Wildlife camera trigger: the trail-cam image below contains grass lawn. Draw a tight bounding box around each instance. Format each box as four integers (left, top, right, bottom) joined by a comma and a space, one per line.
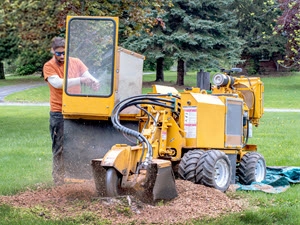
0, 73, 44, 87
1, 72, 300, 224
3, 71, 300, 108
251, 113, 300, 166
0, 106, 52, 195
261, 73, 300, 108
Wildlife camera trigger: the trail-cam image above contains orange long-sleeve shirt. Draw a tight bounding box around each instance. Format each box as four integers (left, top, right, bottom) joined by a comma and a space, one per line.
43, 56, 87, 112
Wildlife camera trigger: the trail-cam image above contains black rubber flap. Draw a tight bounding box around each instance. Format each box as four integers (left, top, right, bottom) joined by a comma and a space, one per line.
63, 119, 138, 179
153, 166, 178, 201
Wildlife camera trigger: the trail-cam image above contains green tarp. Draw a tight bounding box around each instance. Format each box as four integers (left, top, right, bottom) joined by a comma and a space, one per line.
236, 167, 300, 193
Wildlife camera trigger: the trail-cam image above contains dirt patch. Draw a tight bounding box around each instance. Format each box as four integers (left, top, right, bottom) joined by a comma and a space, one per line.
0, 180, 245, 224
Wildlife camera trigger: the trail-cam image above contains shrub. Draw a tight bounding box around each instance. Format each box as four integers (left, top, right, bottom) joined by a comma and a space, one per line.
14, 48, 51, 76
15, 64, 36, 76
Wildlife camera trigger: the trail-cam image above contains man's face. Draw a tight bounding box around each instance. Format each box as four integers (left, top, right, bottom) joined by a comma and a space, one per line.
54, 47, 65, 64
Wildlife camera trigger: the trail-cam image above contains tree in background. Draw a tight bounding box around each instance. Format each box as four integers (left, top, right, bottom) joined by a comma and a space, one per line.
1, 0, 66, 77
234, 0, 286, 74
274, 0, 300, 68
0, 0, 171, 77
123, 17, 170, 82
0, 0, 293, 79
125, 0, 245, 85
164, 0, 245, 85
0, 27, 19, 79
0, 7, 20, 79
0, 35, 20, 79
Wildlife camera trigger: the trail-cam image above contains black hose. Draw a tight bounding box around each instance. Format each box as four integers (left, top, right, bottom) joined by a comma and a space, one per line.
111, 94, 181, 163
242, 119, 250, 148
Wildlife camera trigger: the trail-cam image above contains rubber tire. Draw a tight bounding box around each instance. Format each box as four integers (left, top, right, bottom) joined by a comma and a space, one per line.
178, 149, 204, 183
105, 168, 123, 197
237, 152, 266, 185
195, 150, 232, 192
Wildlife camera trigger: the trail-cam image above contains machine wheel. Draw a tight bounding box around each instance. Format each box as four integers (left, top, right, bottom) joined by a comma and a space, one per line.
195, 150, 232, 192
237, 152, 266, 185
105, 168, 124, 197
178, 149, 204, 183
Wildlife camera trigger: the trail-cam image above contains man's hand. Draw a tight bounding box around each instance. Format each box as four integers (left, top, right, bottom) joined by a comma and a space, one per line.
80, 77, 100, 91
91, 81, 100, 91
80, 77, 93, 85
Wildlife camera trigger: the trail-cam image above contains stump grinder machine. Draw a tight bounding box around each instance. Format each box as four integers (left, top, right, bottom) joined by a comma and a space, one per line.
62, 16, 266, 202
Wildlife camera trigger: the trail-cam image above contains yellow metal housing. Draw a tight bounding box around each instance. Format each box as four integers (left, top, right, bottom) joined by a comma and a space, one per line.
212, 76, 264, 126
62, 16, 144, 120
180, 92, 225, 148
60, 16, 266, 199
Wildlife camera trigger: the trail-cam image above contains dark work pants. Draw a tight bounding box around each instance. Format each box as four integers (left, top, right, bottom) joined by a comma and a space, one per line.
49, 111, 65, 185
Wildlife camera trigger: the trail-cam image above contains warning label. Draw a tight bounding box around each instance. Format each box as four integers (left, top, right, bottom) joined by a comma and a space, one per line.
183, 106, 197, 138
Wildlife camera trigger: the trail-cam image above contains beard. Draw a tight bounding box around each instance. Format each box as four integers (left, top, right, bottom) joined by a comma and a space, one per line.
56, 57, 64, 64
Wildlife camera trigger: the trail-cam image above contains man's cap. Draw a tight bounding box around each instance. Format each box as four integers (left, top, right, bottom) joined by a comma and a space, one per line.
51, 37, 65, 50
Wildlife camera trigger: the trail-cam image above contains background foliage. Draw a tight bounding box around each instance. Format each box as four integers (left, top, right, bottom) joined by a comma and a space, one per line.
0, 0, 299, 81
275, 0, 300, 67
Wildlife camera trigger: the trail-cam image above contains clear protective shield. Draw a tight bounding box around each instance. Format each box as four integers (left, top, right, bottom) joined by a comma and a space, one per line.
65, 18, 116, 97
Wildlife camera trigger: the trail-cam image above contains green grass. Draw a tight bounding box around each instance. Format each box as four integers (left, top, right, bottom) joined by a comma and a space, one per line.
0, 74, 44, 87
5, 85, 49, 103
144, 71, 300, 108
261, 73, 300, 108
196, 184, 300, 225
0, 204, 89, 225
0, 74, 49, 103
4, 71, 300, 109
0, 106, 52, 195
1, 72, 300, 224
1, 108, 300, 224
143, 70, 198, 87
249, 112, 300, 166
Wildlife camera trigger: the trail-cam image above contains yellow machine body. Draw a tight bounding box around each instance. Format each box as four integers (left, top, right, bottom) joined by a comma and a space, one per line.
180, 92, 246, 149
180, 92, 226, 148
62, 16, 266, 202
61, 16, 145, 181
211, 75, 264, 126
62, 16, 144, 120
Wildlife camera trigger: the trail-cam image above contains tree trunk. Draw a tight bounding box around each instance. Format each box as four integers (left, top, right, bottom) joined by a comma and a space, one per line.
155, 57, 164, 81
176, 59, 184, 85
0, 61, 5, 80
80, 0, 85, 14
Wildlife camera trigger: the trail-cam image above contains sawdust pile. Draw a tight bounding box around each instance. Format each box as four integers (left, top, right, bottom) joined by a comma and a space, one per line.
0, 180, 245, 224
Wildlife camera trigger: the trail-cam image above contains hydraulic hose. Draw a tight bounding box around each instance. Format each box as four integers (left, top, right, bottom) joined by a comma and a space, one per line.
111, 94, 180, 164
